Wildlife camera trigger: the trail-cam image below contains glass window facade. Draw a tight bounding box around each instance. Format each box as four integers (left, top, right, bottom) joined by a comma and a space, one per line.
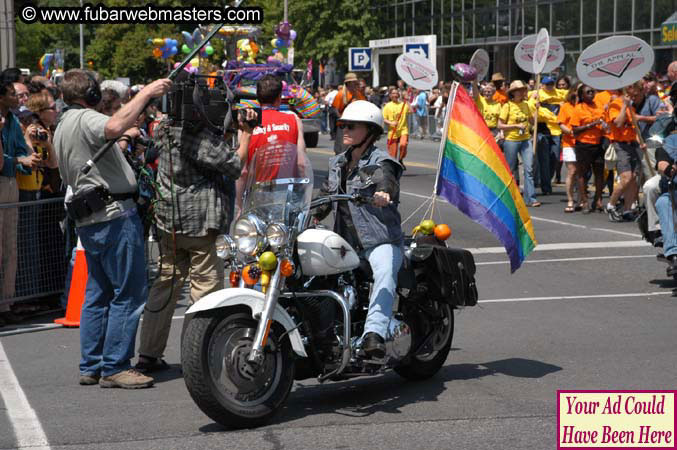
373, 0, 676, 48
370, 0, 677, 82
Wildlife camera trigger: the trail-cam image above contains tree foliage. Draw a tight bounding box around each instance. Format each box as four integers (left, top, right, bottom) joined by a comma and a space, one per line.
250, 0, 383, 70
15, 0, 382, 81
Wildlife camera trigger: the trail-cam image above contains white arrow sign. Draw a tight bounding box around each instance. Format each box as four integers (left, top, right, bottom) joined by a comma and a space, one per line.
349, 48, 372, 71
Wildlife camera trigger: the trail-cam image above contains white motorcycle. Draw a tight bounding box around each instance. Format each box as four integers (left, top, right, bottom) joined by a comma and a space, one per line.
181, 143, 478, 428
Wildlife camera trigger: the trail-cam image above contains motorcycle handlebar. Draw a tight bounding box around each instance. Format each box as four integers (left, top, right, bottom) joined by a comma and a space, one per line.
309, 194, 396, 210
309, 194, 372, 209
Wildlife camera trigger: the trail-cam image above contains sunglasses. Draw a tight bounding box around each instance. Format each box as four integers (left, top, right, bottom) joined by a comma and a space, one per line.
41, 105, 56, 111
338, 123, 358, 130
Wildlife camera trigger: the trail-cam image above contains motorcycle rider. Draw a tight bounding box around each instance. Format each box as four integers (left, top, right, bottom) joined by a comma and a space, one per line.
313, 100, 404, 359
652, 134, 677, 276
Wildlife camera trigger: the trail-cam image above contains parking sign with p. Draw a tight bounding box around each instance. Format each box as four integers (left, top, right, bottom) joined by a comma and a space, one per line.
349, 48, 372, 71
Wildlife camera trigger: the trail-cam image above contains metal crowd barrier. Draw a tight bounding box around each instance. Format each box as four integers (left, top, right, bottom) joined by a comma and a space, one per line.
405, 112, 443, 141
0, 197, 68, 307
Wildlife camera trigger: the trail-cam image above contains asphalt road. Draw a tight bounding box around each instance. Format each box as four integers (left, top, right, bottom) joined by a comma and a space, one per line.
1, 134, 674, 450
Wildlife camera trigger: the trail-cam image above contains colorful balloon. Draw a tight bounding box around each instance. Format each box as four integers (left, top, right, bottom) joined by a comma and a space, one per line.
153, 47, 162, 58
289, 30, 297, 41
275, 21, 291, 40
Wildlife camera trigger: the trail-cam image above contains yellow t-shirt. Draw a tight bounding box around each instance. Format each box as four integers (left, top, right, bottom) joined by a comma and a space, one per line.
499, 101, 534, 141
527, 98, 562, 137
382, 101, 410, 139
537, 87, 568, 105
475, 95, 502, 128
16, 145, 43, 191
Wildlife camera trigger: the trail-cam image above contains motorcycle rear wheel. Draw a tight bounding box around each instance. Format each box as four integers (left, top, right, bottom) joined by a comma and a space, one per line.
394, 303, 454, 381
181, 309, 295, 429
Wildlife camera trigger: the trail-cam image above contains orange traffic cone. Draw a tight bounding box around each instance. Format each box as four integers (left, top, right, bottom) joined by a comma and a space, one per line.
55, 241, 88, 328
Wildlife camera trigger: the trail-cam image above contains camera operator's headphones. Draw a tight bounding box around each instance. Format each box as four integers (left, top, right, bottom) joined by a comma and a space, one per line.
83, 71, 102, 107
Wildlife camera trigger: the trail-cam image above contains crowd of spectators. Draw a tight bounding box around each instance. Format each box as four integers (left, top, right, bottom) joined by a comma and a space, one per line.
0, 67, 160, 327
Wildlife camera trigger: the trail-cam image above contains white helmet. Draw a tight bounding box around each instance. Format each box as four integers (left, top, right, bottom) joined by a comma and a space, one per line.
338, 100, 384, 133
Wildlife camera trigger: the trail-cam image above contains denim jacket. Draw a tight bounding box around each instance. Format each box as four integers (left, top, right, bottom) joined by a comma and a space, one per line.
318, 145, 403, 250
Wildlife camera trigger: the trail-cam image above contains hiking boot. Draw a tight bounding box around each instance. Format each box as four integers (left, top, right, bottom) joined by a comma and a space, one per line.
361, 332, 386, 360
99, 369, 154, 389
79, 374, 100, 385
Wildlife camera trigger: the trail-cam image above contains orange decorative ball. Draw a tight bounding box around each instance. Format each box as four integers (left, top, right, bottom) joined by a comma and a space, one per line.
434, 224, 452, 240
242, 264, 261, 285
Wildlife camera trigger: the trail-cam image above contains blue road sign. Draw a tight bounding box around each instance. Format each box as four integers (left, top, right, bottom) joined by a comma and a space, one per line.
349, 48, 372, 71
404, 43, 429, 59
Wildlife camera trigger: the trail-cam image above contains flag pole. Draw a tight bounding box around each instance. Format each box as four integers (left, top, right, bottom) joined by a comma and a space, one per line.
430, 81, 460, 220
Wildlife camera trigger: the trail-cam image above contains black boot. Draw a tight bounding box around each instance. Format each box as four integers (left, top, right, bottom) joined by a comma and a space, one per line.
667, 256, 677, 278
362, 332, 386, 359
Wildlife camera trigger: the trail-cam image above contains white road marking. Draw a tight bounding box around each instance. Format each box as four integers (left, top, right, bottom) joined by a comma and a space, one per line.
590, 227, 642, 238
530, 216, 586, 229
398, 191, 643, 238
401, 190, 435, 200
476, 254, 655, 266
0, 341, 51, 450
479, 291, 672, 304
468, 241, 651, 254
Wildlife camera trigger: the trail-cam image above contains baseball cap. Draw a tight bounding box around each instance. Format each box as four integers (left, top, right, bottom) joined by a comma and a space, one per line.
542, 76, 555, 85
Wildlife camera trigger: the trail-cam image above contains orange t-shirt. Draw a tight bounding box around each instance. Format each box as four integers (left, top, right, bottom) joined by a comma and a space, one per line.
607, 98, 637, 143
594, 90, 618, 139
493, 89, 509, 105
557, 102, 577, 148
332, 87, 366, 114
570, 102, 605, 145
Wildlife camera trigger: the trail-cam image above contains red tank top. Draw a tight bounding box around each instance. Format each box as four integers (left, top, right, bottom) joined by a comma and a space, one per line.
248, 109, 299, 181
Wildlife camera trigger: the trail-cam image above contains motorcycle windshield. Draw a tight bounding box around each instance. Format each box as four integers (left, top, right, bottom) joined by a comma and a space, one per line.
241, 141, 313, 228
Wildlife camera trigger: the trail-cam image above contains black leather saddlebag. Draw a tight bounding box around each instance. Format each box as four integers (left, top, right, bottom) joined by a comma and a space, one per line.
421, 246, 478, 307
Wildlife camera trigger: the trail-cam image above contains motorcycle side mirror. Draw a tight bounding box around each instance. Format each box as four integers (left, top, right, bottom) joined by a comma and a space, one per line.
358, 164, 385, 188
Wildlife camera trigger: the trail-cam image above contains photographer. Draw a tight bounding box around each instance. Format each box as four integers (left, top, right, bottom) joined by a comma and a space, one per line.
53, 69, 172, 389
135, 85, 255, 374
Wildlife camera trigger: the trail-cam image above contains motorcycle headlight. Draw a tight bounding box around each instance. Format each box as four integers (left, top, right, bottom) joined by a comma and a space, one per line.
215, 234, 235, 260
265, 223, 288, 251
233, 215, 265, 256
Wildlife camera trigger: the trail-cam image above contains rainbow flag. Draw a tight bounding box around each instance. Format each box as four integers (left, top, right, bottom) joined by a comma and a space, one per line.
436, 83, 536, 272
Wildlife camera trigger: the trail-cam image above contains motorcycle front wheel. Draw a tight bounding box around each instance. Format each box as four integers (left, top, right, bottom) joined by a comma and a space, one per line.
181, 309, 295, 429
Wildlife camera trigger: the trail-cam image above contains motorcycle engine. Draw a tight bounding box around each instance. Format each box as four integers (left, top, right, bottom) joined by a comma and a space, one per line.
385, 317, 412, 360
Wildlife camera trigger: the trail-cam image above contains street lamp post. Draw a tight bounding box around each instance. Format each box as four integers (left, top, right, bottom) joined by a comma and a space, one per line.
79, 0, 83, 68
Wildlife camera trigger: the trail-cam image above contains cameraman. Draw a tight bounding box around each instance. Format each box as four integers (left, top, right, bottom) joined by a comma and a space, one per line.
53, 69, 172, 389
135, 88, 255, 373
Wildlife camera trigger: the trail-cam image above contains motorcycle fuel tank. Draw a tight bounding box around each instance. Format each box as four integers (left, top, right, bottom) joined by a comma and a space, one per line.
297, 229, 360, 276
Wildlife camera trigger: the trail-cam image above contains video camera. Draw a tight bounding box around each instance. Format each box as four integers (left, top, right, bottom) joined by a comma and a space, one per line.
164, 73, 260, 135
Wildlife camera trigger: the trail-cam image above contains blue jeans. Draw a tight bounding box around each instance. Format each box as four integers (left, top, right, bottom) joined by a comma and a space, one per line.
502, 139, 537, 205
656, 193, 677, 258
536, 134, 561, 194
77, 212, 148, 377
361, 243, 403, 339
